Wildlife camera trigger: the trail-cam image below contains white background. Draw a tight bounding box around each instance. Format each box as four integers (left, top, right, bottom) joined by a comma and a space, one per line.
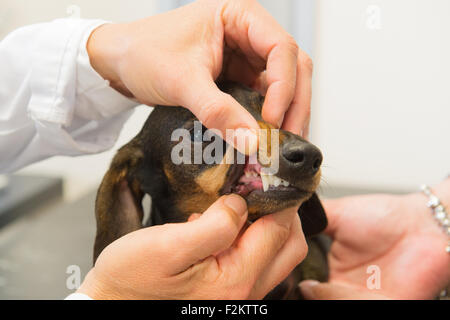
311, 0, 450, 192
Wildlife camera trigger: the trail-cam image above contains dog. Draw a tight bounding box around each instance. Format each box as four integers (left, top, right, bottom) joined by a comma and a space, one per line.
94, 81, 329, 299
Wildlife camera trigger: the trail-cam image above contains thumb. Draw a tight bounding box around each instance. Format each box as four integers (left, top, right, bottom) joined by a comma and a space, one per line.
180, 75, 259, 155
299, 280, 390, 300
322, 198, 347, 237
163, 194, 248, 274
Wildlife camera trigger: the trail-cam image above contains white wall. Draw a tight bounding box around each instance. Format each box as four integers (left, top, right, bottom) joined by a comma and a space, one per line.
310, 0, 450, 191
1, 0, 161, 38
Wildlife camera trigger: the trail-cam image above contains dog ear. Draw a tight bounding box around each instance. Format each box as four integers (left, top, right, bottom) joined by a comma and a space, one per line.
93, 143, 144, 263
297, 193, 328, 237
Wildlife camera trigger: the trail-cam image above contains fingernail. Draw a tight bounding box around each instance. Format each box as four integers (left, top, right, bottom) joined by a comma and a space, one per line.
298, 280, 319, 299
224, 194, 247, 217
232, 128, 258, 155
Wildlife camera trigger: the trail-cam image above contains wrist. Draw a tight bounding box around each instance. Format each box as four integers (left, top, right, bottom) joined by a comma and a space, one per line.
87, 23, 133, 98
427, 178, 450, 252
77, 269, 119, 300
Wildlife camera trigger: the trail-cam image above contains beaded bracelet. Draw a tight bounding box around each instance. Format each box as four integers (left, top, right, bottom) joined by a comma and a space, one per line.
420, 185, 450, 253
420, 185, 450, 299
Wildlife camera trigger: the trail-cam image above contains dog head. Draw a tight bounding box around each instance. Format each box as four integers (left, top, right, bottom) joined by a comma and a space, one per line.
94, 81, 327, 259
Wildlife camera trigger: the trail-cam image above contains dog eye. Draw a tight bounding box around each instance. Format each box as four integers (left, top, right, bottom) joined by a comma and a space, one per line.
189, 125, 206, 143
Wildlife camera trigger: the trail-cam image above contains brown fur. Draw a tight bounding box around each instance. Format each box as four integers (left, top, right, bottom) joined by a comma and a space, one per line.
94, 81, 329, 299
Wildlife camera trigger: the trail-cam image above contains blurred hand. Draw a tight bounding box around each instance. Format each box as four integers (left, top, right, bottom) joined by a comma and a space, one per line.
87, 0, 313, 154
300, 179, 450, 300
78, 194, 307, 299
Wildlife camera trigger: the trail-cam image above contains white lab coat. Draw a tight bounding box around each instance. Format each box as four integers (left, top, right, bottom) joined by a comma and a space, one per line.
0, 18, 138, 173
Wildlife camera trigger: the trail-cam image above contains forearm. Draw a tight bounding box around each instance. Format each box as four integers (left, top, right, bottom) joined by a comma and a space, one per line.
0, 19, 137, 173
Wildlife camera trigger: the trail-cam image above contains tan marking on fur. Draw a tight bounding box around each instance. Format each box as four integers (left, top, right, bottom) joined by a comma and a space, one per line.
257, 121, 287, 149
194, 146, 234, 195
257, 121, 286, 169
248, 205, 259, 215
130, 179, 141, 196
311, 169, 322, 191
176, 191, 216, 218
163, 165, 175, 185
279, 131, 287, 144
257, 121, 273, 156
195, 164, 231, 195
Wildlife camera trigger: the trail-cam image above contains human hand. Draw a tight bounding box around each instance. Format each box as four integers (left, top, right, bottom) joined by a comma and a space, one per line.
78, 194, 307, 299
300, 179, 450, 300
87, 0, 313, 154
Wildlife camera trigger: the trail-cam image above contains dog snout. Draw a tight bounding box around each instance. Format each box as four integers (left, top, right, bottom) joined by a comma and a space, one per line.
282, 141, 322, 175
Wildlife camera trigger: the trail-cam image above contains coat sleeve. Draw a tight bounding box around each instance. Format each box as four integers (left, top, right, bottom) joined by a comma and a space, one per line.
0, 18, 138, 173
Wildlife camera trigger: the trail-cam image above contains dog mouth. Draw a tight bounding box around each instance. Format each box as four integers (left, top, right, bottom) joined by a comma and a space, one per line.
220, 154, 306, 198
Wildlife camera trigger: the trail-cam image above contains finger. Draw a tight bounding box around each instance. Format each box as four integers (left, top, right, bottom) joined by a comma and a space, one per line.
222, 51, 260, 87
180, 73, 259, 155
281, 51, 313, 136
299, 281, 390, 300
252, 71, 268, 95
249, 211, 308, 298
242, 7, 298, 128
161, 194, 248, 274
322, 198, 343, 237
261, 42, 298, 128
322, 197, 353, 238
222, 208, 297, 286
222, 1, 299, 128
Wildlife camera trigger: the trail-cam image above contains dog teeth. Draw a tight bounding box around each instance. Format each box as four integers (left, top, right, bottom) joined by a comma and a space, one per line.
261, 172, 270, 192
273, 176, 281, 187
260, 173, 290, 192
245, 171, 259, 178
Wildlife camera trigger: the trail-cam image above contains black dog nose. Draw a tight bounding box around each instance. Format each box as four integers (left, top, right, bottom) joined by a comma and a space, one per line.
282, 142, 322, 174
